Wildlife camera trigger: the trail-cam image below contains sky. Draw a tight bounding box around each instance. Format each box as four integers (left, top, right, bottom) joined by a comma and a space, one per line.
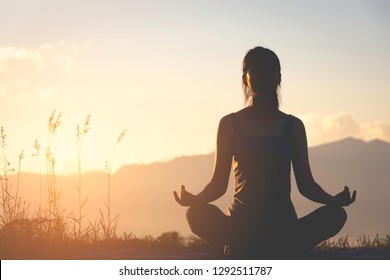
1, 0, 389, 174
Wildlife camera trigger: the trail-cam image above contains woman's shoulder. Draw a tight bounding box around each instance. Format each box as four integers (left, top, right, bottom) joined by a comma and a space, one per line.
284, 113, 306, 141
279, 112, 304, 127
219, 109, 246, 129
220, 112, 236, 123
288, 114, 305, 129
218, 113, 236, 136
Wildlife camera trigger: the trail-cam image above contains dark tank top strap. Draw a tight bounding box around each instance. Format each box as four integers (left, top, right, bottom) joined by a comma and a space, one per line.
283, 114, 293, 138
230, 113, 243, 154
283, 114, 295, 160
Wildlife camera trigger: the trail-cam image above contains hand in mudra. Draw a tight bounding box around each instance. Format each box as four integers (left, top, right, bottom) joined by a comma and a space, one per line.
334, 186, 357, 206
173, 185, 197, 207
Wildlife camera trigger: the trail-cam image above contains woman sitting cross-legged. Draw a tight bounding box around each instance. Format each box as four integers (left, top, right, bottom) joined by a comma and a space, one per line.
173, 46, 356, 259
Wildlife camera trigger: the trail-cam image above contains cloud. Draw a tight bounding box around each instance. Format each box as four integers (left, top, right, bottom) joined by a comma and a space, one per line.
0, 42, 87, 111
0, 46, 44, 69
301, 112, 390, 146
0, 42, 83, 73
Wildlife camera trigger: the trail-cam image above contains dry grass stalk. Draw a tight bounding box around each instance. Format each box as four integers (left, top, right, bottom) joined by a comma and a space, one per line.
32, 140, 43, 212
44, 110, 65, 240
75, 114, 92, 238
0, 127, 25, 226
101, 129, 127, 240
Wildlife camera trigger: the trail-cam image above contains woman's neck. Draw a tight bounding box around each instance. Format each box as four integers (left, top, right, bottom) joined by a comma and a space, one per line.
249, 95, 278, 119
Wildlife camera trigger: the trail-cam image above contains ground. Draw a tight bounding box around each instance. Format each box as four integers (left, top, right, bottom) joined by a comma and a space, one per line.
77, 247, 390, 260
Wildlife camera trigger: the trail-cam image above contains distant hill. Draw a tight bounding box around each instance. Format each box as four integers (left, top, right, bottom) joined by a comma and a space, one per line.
9, 138, 390, 239
294, 137, 390, 239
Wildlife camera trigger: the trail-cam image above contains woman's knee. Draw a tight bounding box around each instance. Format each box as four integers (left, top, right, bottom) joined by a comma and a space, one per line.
186, 204, 215, 231
186, 204, 206, 223
187, 204, 228, 231
326, 204, 347, 232
187, 203, 221, 219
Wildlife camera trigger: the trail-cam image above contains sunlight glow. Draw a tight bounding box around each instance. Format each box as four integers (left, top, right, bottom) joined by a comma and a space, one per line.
0, 1, 389, 175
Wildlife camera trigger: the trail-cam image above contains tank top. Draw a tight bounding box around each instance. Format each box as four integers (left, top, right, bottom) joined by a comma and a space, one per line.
228, 113, 298, 230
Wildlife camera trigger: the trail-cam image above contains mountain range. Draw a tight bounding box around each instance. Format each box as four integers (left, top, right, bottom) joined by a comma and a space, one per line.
9, 137, 390, 240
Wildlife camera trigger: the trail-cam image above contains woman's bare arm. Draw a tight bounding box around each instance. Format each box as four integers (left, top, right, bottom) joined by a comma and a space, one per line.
291, 117, 339, 205
194, 114, 234, 203
174, 115, 234, 206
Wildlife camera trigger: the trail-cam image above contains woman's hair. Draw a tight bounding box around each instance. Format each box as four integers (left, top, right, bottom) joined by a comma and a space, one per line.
242, 46, 281, 109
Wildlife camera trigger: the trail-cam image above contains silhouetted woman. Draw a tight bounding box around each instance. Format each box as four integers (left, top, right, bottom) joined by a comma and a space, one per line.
174, 46, 356, 259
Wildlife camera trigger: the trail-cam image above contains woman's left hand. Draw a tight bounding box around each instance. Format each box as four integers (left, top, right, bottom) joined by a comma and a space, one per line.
173, 185, 197, 207
334, 186, 357, 206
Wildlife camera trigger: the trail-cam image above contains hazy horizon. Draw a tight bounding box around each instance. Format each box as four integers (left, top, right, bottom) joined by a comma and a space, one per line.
6, 137, 390, 240
4, 135, 388, 176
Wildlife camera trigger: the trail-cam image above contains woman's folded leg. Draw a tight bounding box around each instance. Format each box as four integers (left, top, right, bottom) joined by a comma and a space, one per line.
288, 205, 347, 253
186, 204, 229, 252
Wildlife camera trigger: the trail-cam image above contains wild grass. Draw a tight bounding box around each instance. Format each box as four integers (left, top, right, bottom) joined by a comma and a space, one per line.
45, 110, 62, 221
75, 114, 91, 238
100, 128, 128, 240
0, 126, 26, 226
0, 111, 132, 258
318, 234, 390, 250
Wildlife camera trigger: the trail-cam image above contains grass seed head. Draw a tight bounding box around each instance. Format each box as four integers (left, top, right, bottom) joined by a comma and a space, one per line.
77, 115, 92, 142
53, 112, 62, 133
1, 126, 6, 148
32, 140, 40, 156
48, 110, 62, 134
83, 115, 91, 133
116, 129, 128, 144
48, 110, 56, 132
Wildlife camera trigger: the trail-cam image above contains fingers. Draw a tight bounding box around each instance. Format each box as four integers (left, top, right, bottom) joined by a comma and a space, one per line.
174, 185, 190, 207
173, 191, 179, 201
343, 186, 357, 206
345, 185, 356, 205
351, 190, 357, 203
173, 191, 182, 206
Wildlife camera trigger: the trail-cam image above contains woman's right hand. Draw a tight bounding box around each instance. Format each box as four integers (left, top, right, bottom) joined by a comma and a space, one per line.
334, 186, 357, 206
173, 185, 197, 207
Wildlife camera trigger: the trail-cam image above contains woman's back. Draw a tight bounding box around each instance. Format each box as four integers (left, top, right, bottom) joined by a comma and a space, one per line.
228, 109, 297, 236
